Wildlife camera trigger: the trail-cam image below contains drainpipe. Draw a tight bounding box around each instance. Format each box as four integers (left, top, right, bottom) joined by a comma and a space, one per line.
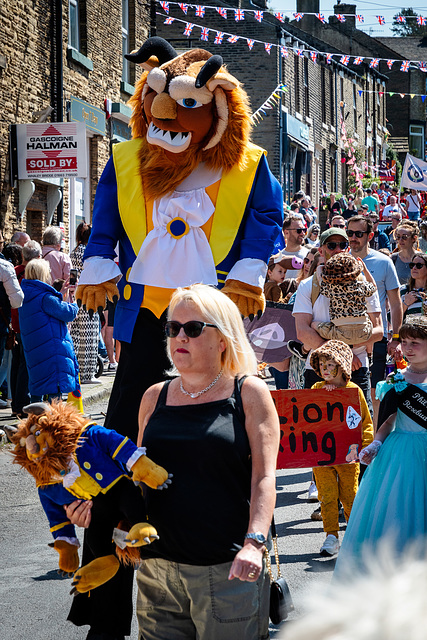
334, 66, 338, 192
52, 0, 64, 222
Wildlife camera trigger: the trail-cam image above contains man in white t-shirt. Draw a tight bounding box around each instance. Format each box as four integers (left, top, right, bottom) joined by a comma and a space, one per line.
291, 227, 383, 415
278, 214, 309, 277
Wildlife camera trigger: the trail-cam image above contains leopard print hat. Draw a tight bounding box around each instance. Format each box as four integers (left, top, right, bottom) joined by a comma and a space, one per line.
321, 252, 362, 285
310, 340, 353, 381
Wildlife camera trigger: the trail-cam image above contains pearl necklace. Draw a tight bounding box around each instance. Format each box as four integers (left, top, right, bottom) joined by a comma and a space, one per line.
408, 365, 427, 375
180, 369, 224, 399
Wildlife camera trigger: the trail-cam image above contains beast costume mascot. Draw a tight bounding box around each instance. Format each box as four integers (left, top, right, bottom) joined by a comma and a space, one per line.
76, 37, 283, 437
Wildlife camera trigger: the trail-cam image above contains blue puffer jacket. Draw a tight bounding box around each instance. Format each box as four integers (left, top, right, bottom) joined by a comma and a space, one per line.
19, 279, 79, 396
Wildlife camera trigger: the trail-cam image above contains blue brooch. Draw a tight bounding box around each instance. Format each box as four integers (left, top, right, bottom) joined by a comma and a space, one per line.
387, 369, 408, 393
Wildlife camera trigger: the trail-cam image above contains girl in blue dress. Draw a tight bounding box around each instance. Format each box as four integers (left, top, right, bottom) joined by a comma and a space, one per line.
335, 315, 427, 576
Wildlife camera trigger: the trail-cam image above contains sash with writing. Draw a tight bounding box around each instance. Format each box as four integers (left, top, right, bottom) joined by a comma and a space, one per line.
378, 383, 427, 430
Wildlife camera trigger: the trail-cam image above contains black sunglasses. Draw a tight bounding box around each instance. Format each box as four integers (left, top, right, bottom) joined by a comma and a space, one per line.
409, 262, 426, 270
347, 230, 368, 238
164, 320, 217, 338
289, 228, 306, 234
326, 241, 349, 251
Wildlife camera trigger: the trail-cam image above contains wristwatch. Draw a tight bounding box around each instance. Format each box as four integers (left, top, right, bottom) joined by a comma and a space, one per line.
245, 532, 267, 545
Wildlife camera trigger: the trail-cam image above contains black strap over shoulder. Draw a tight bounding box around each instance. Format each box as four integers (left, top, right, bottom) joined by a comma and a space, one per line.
378, 383, 427, 430
234, 375, 247, 425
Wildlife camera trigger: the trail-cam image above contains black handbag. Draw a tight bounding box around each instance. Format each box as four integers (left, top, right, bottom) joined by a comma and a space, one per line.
266, 517, 294, 625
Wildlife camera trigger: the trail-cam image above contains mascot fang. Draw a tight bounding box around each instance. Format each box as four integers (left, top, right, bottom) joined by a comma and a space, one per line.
9, 402, 171, 594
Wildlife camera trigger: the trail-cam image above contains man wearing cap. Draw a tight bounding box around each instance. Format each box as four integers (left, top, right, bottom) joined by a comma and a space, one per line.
361, 188, 379, 214
291, 227, 383, 413
347, 215, 402, 429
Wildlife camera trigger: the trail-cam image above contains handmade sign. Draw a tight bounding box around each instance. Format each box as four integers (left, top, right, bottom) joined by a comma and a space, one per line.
244, 301, 297, 362
271, 388, 362, 469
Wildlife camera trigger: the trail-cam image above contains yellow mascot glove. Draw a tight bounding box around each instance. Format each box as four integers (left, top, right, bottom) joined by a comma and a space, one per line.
221, 279, 266, 320
70, 555, 120, 594
124, 522, 159, 547
131, 455, 172, 490
76, 279, 119, 318
51, 540, 80, 576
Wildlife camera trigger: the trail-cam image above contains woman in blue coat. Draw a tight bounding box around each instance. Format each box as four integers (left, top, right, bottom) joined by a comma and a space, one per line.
19, 259, 79, 401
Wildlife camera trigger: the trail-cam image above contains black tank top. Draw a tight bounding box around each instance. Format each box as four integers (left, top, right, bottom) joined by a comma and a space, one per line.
140, 377, 252, 565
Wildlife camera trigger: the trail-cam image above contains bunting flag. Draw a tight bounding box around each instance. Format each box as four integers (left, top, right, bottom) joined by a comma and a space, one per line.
419, 62, 427, 72
296, 49, 304, 57
183, 22, 194, 35
340, 55, 350, 66
396, 15, 406, 23
234, 9, 244, 21
247, 38, 254, 50
358, 90, 363, 96
401, 61, 410, 72
377, 16, 385, 25
265, 43, 273, 54
326, 53, 333, 64
195, 5, 205, 18
281, 46, 289, 58
370, 58, 379, 68
164, 16, 175, 24
214, 31, 224, 44
387, 59, 394, 69
228, 34, 239, 43
254, 10, 263, 22
353, 56, 364, 65
200, 26, 209, 41
178, 3, 188, 14
356, 15, 364, 23
274, 12, 285, 23
159, 1, 169, 13
310, 51, 317, 64
418, 16, 426, 25
216, 7, 226, 18
316, 13, 326, 24
293, 13, 303, 21
336, 14, 346, 22
251, 84, 288, 125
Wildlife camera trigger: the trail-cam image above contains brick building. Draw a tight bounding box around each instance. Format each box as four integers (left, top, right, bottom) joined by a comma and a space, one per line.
156, 0, 388, 205
1, 0, 150, 248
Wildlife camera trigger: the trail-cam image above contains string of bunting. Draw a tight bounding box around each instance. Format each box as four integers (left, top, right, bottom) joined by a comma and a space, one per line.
158, 12, 427, 71
251, 84, 288, 125
359, 89, 427, 100
157, 1, 427, 26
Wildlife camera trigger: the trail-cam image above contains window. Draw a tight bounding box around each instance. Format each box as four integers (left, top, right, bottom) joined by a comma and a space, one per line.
353, 84, 357, 132
69, 0, 79, 50
409, 124, 424, 159
122, 0, 130, 83
321, 67, 326, 124
294, 55, 300, 113
304, 57, 309, 117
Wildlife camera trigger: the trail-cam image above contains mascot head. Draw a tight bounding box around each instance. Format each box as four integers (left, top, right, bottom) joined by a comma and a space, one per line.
126, 37, 253, 198
10, 402, 88, 486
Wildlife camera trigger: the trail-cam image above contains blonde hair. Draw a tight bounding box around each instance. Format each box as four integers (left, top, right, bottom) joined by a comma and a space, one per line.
167, 284, 257, 377
25, 258, 51, 283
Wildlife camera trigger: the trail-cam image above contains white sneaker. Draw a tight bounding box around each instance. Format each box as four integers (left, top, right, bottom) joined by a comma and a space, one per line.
308, 481, 318, 501
108, 362, 118, 371
0, 399, 8, 408
320, 534, 340, 556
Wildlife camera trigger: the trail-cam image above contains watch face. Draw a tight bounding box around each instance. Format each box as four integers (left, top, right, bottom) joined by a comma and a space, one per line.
247, 532, 266, 544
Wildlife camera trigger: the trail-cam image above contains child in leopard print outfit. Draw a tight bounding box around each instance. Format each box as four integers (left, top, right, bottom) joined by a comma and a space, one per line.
311, 252, 377, 346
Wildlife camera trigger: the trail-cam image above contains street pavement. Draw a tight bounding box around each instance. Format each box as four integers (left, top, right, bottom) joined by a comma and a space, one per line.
0, 372, 338, 640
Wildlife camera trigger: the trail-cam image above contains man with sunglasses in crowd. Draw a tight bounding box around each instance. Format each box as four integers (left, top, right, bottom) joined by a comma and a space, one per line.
347, 216, 402, 429
275, 214, 309, 277
368, 213, 391, 251
291, 227, 383, 415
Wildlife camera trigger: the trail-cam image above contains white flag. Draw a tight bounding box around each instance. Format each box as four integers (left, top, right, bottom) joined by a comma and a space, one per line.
401, 153, 427, 191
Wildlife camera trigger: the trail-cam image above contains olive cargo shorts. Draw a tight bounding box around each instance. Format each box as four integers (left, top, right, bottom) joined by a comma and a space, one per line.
136, 557, 270, 639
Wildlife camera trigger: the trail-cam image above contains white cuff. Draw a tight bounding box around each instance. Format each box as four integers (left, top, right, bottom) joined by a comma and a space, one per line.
127, 447, 147, 471
55, 536, 80, 547
225, 258, 267, 290
79, 257, 122, 286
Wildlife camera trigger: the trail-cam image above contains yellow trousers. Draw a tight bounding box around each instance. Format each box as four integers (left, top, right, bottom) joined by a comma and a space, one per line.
313, 463, 359, 537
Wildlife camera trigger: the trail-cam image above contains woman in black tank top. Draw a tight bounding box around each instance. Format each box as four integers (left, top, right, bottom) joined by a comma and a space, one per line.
136, 284, 280, 640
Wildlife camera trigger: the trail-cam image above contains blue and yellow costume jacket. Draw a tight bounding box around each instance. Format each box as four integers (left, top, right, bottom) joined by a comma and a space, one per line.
38, 423, 141, 540
82, 139, 283, 343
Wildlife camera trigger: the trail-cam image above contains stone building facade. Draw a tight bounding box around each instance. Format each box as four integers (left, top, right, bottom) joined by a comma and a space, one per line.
1, 0, 150, 248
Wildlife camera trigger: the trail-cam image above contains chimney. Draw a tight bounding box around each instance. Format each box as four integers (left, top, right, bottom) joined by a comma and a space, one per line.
296, 0, 319, 31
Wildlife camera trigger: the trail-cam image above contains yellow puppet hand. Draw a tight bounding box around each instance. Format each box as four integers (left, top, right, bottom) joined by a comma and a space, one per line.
221, 279, 266, 320
124, 522, 159, 547
70, 555, 120, 594
131, 455, 172, 490
75, 280, 119, 318
51, 540, 80, 576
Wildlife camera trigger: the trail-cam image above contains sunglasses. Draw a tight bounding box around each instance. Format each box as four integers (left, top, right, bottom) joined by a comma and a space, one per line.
395, 234, 410, 241
326, 241, 349, 251
409, 262, 426, 270
347, 230, 368, 238
164, 320, 217, 338
289, 228, 306, 234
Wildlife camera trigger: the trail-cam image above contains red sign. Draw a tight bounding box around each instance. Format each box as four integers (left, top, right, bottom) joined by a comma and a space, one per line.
379, 159, 396, 182
271, 388, 363, 469
26, 157, 77, 171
